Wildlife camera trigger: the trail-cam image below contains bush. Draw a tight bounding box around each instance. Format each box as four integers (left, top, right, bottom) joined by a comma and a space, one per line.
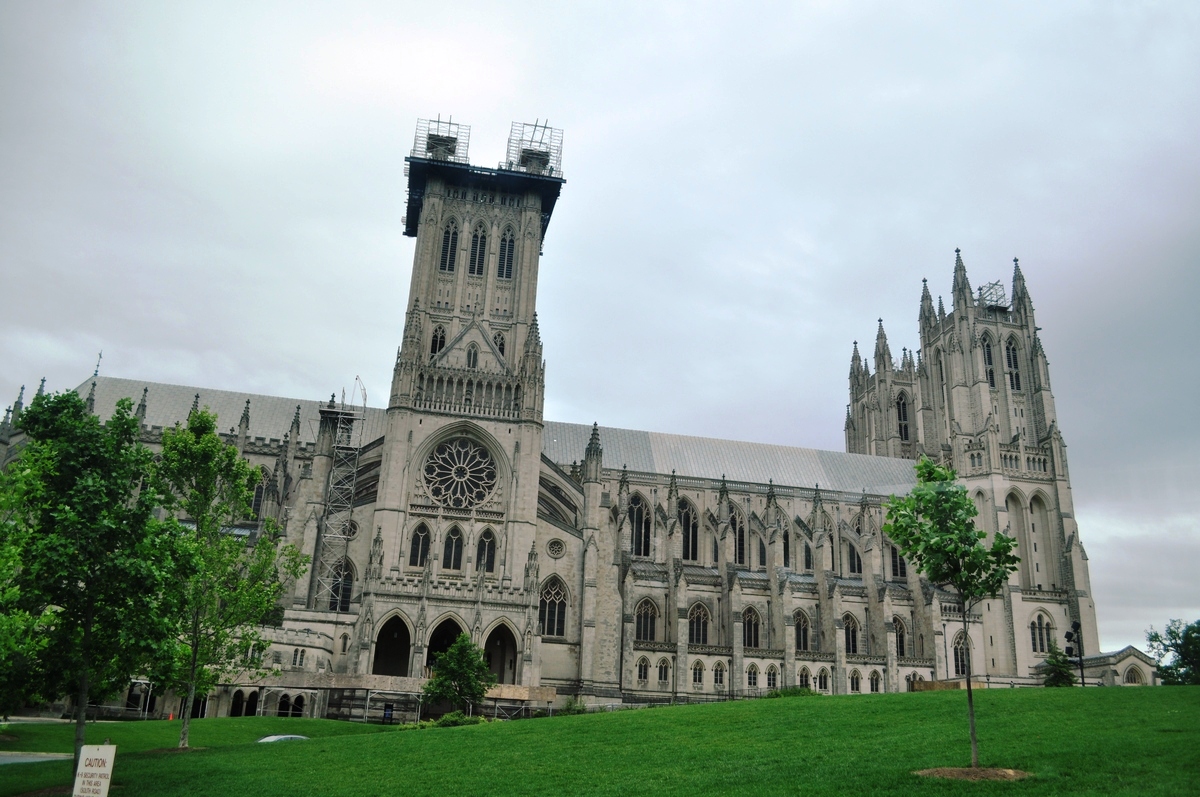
1043, 642, 1078, 687
434, 711, 483, 727
557, 697, 587, 716
766, 687, 816, 699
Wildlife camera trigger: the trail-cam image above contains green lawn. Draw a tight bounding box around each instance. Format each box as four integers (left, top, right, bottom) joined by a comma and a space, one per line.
2, 688, 1197, 796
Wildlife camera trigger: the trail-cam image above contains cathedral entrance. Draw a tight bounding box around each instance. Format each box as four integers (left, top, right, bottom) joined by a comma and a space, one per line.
426, 619, 465, 674
485, 625, 518, 685
372, 617, 411, 677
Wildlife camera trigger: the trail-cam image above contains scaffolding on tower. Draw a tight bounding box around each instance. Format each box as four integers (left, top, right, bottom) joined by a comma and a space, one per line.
312, 380, 367, 614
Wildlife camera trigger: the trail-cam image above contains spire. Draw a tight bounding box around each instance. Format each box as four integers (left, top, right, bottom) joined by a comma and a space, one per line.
850, 340, 861, 378
667, 470, 679, 518
1011, 256, 1033, 318
874, 318, 892, 372
191, 393, 200, 415
86, 381, 96, 413
12, 385, 25, 421
951, 248, 972, 311
718, 475, 730, 525
401, 298, 422, 355
136, 387, 148, 421
240, 399, 251, 428
582, 422, 603, 483
35, 377, 45, 398
527, 312, 542, 348
291, 405, 302, 435
937, 295, 946, 321
919, 277, 935, 326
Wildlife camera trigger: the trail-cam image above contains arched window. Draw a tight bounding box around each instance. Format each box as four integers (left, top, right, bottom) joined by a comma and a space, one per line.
953, 632, 970, 676
691, 660, 704, 686
795, 611, 810, 652
430, 325, 446, 358
850, 670, 861, 692
466, 344, 479, 369
298, 650, 305, 667
468, 224, 487, 276
891, 546, 907, 579
328, 558, 353, 612
492, 331, 505, 358
636, 657, 649, 683
688, 604, 710, 645
757, 537, 767, 568
1124, 667, 1144, 685
742, 607, 761, 649
731, 509, 746, 565
1006, 339, 1022, 391
292, 648, 300, 666
746, 664, 759, 688
408, 524, 430, 567
797, 668, 811, 689
766, 665, 778, 690
896, 394, 909, 442
443, 527, 463, 570
291, 695, 304, 717
783, 532, 790, 568
983, 336, 996, 388
230, 690, 244, 717
894, 617, 906, 658
817, 668, 829, 691
804, 542, 813, 571
476, 530, 496, 573
657, 659, 670, 684
918, 634, 924, 658
847, 545, 863, 576
844, 614, 859, 655
340, 634, 350, 654
713, 661, 725, 687
1030, 613, 1052, 654
870, 671, 881, 693
635, 598, 658, 642
277, 694, 291, 716
629, 494, 651, 557
679, 500, 699, 562
497, 228, 515, 280
439, 220, 459, 272
539, 577, 567, 637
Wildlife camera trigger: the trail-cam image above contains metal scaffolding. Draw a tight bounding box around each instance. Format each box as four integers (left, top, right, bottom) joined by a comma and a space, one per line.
411, 117, 471, 164
503, 120, 563, 177
977, 281, 1009, 309
312, 401, 362, 613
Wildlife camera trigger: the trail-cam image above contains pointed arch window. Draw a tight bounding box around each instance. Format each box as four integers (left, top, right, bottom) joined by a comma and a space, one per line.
797, 667, 811, 689
783, 532, 790, 568
757, 536, 767, 568
430, 325, 446, 358
766, 665, 778, 690
1005, 339, 1022, 391
688, 604, 710, 645
893, 617, 906, 658
817, 668, 829, 691
713, 661, 725, 687
844, 614, 860, 655
439, 220, 459, 272
795, 611, 810, 652
679, 500, 699, 562
869, 671, 881, 693
850, 670, 862, 692
636, 657, 649, 683
497, 228, 515, 280
891, 546, 907, 579
804, 542, 813, 571
953, 632, 970, 676
1030, 613, 1052, 654
468, 224, 487, 276
443, 527, 463, 570
629, 494, 651, 557
691, 660, 704, 686
466, 344, 479, 369
476, 529, 496, 573
742, 607, 761, 649
539, 577, 567, 637
731, 510, 746, 565
983, 337, 996, 388
328, 558, 353, 612
896, 394, 910, 441
746, 664, 759, 688
847, 545, 863, 576
408, 524, 430, 567
492, 331, 505, 358
635, 599, 658, 642
657, 658, 670, 684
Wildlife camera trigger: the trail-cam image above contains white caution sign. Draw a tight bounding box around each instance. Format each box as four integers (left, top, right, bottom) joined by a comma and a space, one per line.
73, 744, 116, 797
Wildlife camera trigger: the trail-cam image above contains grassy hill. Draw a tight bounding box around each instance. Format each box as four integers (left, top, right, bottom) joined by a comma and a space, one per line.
2, 687, 1197, 796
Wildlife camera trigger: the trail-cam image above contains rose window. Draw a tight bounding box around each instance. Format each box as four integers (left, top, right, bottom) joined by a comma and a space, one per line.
424, 438, 497, 509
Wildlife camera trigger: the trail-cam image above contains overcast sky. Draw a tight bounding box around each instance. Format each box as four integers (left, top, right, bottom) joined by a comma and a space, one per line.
2, 2, 1197, 654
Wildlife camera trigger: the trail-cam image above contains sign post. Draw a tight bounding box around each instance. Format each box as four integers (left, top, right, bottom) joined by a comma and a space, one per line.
72, 745, 116, 797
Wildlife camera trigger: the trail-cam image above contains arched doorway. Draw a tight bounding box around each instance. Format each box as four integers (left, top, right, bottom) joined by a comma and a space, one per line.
426, 618, 465, 674
244, 690, 259, 716
372, 616, 411, 677
485, 624, 518, 684
291, 695, 304, 717
230, 690, 244, 717
277, 694, 291, 716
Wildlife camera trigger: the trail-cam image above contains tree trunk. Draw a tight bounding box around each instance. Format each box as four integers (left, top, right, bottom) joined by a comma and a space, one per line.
73, 670, 89, 777
179, 610, 203, 748
963, 612, 979, 768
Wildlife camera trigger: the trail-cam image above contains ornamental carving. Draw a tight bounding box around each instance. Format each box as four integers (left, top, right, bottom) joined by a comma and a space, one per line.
423, 437, 498, 509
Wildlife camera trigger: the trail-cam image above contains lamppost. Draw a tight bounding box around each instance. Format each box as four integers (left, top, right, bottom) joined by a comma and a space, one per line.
1064, 620, 1086, 687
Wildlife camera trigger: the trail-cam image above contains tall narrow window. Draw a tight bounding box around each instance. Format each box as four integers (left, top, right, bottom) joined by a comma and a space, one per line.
476, 530, 496, 573
713, 662, 725, 687
894, 617, 906, 658
891, 546, 907, 579
869, 671, 881, 693
492, 331, 505, 358
629, 494, 651, 557
742, 607, 761, 649
817, 669, 829, 691
692, 661, 704, 686
797, 668, 810, 689
732, 510, 746, 565
953, 633, 969, 676
848, 545, 863, 576
804, 542, 813, 571
408, 524, 430, 567
850, 670, 861, 693
844, 614, 859, 654
688, 604, 710, 645
466, 344, 478, 369
657, 659, 670, 684
443, 527, 463, 570
795, 611, 810, 651
1006, 340, 1022, 391
539, 578, 567, 637
983, 337, 995, 388
439, 221, 458, 272
679, 500, 699, 562
1030, 614, 1051, 654
468, 224, 487, 276
896, 394, 909, 441
767, 666, 778, 689
746, 665, 758, 688
328, 559, 353, 612
430, 325, 446, 358
637, 658, 649, 682
635, 599, 658, 642
497, 228, 515, 280
758, 537, 767, 568
783, 532, 790, 568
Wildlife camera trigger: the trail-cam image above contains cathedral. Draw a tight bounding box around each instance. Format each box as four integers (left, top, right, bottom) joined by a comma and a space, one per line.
0, 119, 1157, 719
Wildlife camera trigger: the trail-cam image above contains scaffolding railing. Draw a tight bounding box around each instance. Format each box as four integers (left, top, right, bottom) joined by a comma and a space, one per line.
411, 117, 471, 164
502, 120, 563, 177
312, 401, 362, 613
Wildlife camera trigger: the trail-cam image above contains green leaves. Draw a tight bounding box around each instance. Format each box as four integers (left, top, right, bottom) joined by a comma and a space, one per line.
1146, 619, 1200, 685
421, 634, 497, 712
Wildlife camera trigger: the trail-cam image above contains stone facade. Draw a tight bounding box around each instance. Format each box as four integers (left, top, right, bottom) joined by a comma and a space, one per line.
0, 120, 1151, 719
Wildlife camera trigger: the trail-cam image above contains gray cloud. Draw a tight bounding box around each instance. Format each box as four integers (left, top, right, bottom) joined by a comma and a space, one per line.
2, 1, 1197, 652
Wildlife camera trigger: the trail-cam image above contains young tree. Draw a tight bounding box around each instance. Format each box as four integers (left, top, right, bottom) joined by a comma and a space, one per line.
883, 456, 1019, 769
421, 633, 497, 713
0, 482, 52, 718
1042, 642, 1077, 687
1146, 619, 1200, 685
156, 408, 307, 749
7, 392, 181, 773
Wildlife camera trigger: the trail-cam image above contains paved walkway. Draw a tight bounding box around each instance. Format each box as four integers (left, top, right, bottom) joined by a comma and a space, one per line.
0, 751, 72, 765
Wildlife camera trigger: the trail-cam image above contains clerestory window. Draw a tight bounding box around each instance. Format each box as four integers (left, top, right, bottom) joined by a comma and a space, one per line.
468, 224, 487, 276
1006, 340, 1022, 391
439, 220, 459, 272
497, 228, 515, 280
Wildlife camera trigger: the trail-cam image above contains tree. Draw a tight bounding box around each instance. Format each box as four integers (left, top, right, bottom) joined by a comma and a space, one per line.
0, 480, 52, 718
1146, 619, 1200, 685
155, 408, 307, 749
6, 392, 181, 774
421, 633, 497, 713
883, 456, 1019, 768
1042, 642, 1077, 687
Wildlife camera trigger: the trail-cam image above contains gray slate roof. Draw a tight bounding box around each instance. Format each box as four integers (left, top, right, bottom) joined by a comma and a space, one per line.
75, 377, 918, 496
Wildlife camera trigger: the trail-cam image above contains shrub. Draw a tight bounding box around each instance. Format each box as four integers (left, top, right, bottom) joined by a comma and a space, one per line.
434, 711, 483, 727
557, 697, 587, 716
766, 687, 816, 699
